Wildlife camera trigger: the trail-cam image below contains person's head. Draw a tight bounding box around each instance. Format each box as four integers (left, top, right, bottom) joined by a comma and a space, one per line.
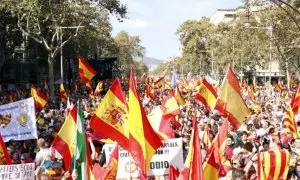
262, 121, 270, 129
37, 138, 46, 149
12, 152, 19, 162
231, 168, 246, 180
93, 141, 104, 153
241, 131, 248, 142
231, 158, 242, 169
227, 135, 234, 146
20, 153, 30, 164
295, 138, 300, 149
295, 159, 300, 171
262, 140, 270, 151
243, 142, 254, 152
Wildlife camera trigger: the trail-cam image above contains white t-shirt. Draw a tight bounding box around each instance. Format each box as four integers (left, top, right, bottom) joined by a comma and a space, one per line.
35, 148, 50, 166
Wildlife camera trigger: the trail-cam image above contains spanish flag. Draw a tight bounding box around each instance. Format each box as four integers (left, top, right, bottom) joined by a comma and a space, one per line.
258, 149, 290, 180
154, 77, 164, 89
0, 132, 12, 165
78, 55, 97, 83
60, 83, 68, 102
214, 67, 250, 129
161, 93, 181, 119
282, 106, 298, 138
291, 84, 300, 114
128, 68, 162, 177
195, 78, 217, 111
31, 85, 48, 109
179, 112, 203, 179
94, 81, 103, 95
175, 85, 185, 105
90, 78, 129, 150
51, 105, 77, 170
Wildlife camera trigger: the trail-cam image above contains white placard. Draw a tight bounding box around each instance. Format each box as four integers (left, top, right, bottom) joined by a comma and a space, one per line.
0, 163, 35, 180
0, 98, 38, 142
103, 138, 184, 178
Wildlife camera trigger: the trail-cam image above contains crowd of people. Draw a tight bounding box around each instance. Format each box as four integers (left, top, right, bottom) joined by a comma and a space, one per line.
0, 76, 299, 179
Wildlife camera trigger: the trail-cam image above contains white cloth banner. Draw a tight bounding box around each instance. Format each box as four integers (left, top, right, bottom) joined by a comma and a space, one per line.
103, 138, 184, 178
0, 163, 35, 180
0, 98, 37, 142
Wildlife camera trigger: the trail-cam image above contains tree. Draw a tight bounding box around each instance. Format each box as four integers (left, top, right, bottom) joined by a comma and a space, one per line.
0, 0, 127, 99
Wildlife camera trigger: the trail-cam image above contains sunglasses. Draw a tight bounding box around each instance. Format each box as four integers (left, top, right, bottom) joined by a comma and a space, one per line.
297, 164, 300, 166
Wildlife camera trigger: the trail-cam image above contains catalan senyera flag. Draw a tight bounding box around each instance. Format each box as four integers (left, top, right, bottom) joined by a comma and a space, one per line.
51, 105, 77, 170
258, 149, 290, 180
31, 85, 48, 109
78, 55, 97, 83
128, 68, 163, 177
195, 78, 217, 111
161, 93, 181, 120
214, 67, 250, 129
175, 85, 185, 105
0, 132, 12, 165
60, 83, 68, 102
90, 78, 129, 150
179, 112, 203, 180
291, 84, 300, 114
282, 106, 298, 138
94, 81, 104, 95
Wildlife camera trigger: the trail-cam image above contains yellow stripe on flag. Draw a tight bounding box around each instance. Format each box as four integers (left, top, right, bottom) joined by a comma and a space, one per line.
58, 114, 77, 157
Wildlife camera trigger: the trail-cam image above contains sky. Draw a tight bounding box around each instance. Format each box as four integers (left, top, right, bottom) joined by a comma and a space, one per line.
111, 0, 242, 60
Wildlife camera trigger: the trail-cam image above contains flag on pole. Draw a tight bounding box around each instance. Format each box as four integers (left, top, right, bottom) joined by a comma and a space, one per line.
51, 105, 77, 170
282, 106, 298, 138
214, 67, 250, 129
78, 55, 97, 83
258, 149, 290, 180
74, 101, 94, 180
128, 67, 162, 177
291, 84, 300, 114
60, 83, 68, 102
195, 78, 217, 111
94, 81, 104, 95
175, 85, 185, 105
31, 85, 48, 109
179, 112, 203, 179
90, 78, 129, 150
161, 93, 181, 120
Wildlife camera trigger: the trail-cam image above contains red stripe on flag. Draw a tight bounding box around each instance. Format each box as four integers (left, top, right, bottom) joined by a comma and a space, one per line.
278, 150, 287, 179
129, 134, 146, 177
78, 55, 97, 75
268, 150, 276, 179
195, 93, 212, 111
202, 79, 217, 97
51, 135, 72, 170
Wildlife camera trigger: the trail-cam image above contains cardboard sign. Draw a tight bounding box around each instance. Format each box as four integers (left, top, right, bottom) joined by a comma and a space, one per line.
0, 163, 35, 180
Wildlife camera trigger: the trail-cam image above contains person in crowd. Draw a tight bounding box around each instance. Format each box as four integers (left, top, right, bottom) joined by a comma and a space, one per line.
35, 138, 50, 166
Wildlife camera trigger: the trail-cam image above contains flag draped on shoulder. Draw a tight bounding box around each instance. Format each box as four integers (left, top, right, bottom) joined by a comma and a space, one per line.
258, 149, 290, 180
60, 83, 68, 102
195, 78, 217, 111
31, 85, 48, 109
90, 78, 129, 150
282, 106, 298, 138
179, 112, 203, 180
74, 101, 94, 180
51, 105, 77, 170
214, 67, 250, 129
0, 132, 12, 165
78, 55, 97, 83
128, 68, 163, 177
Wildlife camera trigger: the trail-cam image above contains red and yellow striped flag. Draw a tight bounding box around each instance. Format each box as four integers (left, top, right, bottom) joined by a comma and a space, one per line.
51, 105, 77, 170
154, 77, 164, 89
258, 149, 290, 180
175, 85, 185, 105
78, 55, 97, 83
0, 132, 12, 165
215, 67, 250, 129
195, 78, 217, 111
179, 112, 203, 180
282, 106, 298, 138
90, 78, 129, 150
31, 85, 48, 109
59, 83, 68, 102
161, 93, 181, 119
94, 81, 103, 95
128, 68, 162, 177
291, 84, 300, 114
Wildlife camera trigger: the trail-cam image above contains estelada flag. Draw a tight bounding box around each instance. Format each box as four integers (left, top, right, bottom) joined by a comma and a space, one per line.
195, 78, 217, 111
214, 67, 250, 129
59, 83, 68, 102
128, 67, 162, 177
90, 78, 129, 150
179, 112, 203, 180
94, 81, 103, 95
51, 105, 77, 170
78, 55, 97, 83
31, 85, 48, 109
258, 149, 290, 180
0, 132, 12, 165
291, 84, 300, 114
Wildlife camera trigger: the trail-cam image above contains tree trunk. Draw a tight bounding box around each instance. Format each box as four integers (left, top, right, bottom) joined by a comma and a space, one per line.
48, 55, 55, 100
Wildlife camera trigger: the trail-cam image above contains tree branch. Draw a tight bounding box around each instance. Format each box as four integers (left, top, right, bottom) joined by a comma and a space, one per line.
17, 15, 42, 44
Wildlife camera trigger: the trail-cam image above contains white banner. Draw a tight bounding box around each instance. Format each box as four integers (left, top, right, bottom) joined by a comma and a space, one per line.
0, 98, 37, 142
104, 138, 184, 178
0, 163, 35, 180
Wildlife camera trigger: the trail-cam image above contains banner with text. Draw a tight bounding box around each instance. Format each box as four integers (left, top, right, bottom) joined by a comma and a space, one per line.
104, 138, 184, 178
0, 98, 37, 142
0, 163, 35, 180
